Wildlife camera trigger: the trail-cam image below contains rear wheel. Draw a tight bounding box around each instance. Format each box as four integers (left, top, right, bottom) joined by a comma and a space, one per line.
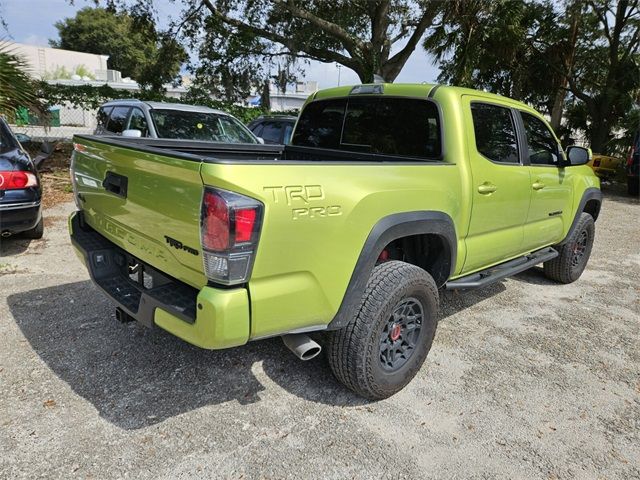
543, 213, 594, 284
22, 216, 44, 239
326, 261, 439, 400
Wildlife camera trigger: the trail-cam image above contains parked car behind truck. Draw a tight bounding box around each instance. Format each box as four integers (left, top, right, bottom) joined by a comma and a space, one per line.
247, 115, 297, 144
96, 100, 260, 144
69, 83, 601, 399
0, 117, 43, 239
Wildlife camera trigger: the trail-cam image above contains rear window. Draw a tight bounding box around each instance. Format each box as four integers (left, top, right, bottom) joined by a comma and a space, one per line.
292, 97, 441, 159
0, 119, 18, 153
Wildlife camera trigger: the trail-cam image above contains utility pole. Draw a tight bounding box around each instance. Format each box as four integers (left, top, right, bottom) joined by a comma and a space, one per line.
336, 64, 342, 86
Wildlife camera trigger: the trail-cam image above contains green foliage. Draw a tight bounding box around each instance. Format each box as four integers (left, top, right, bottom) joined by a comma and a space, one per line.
41, 65, 72, 80
74, 64, 96, 80
51, 7, 187, 92
0, 42, 45, 117
98, 0, 443, 100
36, 81, 264, 124
423, 0, 640, 155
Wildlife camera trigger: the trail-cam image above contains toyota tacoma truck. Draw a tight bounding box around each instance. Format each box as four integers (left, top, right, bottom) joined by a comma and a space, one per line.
69, 83, 602, 400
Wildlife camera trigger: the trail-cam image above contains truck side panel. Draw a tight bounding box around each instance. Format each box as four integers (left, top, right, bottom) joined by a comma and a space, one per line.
200, 162, 465, 340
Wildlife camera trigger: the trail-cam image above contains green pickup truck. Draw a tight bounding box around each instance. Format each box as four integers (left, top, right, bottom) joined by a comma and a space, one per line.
69, 83, 602, 399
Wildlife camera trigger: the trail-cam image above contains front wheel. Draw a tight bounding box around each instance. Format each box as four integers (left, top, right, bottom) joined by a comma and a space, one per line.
543, 212, 595, 284
326, 261, 439, 400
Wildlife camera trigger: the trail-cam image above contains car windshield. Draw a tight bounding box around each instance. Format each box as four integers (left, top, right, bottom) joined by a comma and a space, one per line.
150, 110, 257, 143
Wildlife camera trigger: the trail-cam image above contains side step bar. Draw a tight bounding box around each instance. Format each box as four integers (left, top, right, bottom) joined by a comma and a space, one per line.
446, 247, 558, 290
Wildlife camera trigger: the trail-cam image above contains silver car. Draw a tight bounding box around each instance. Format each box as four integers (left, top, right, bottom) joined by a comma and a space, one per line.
95, 100, 261, 144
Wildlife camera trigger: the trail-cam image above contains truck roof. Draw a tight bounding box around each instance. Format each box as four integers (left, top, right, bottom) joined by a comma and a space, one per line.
310, 83, 535, 112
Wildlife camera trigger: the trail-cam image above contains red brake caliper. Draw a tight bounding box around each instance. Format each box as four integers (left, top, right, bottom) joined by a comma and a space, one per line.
390, 324, 402, 341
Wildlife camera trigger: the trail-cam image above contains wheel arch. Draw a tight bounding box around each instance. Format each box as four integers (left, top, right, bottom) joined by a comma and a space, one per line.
327, 211, 456, 330
559, 187, 602, 245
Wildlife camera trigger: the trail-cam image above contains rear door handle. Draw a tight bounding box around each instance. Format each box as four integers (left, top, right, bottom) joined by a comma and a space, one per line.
102, 171, 128, 198
477, 183, 497, 194
532, 181, 545, 190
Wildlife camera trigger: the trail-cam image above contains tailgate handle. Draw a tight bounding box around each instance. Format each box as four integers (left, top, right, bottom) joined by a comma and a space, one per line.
103, 172, 128, 198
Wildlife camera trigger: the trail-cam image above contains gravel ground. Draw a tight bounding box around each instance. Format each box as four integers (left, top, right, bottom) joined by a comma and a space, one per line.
1, 190, 639, 480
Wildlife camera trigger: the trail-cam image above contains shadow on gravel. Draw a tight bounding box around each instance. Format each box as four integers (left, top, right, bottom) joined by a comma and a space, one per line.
510, 266, 558, 286
8, 280, 364, 430
0, 236, 33, 256
440, 280, 506, 320
9, 275, 533, 430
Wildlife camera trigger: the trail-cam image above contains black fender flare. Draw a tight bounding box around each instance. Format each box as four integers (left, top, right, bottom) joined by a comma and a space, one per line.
558, 187, 603, 245
327, 211, 456, 330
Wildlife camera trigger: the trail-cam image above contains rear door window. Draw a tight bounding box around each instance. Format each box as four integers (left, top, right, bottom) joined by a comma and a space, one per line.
292, 97, 441, 159
96, 106, 113, 133
106, 106, 131, 134
470, 103, 519, 164
127, 108, 149, 137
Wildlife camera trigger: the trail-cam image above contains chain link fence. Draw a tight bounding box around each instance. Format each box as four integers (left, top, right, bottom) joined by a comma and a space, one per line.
8, 102, 97, 141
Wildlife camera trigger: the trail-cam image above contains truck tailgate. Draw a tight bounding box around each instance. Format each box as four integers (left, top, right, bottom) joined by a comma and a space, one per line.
71, 136, 206, 288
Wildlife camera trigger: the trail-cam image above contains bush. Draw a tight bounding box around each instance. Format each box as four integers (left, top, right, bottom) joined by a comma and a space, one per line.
36, 81, 267, 123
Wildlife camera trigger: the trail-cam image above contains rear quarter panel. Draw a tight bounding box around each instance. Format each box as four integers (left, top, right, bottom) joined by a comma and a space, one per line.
201, 160, 466, 340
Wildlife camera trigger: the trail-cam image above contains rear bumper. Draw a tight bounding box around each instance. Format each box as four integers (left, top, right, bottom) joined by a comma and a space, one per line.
0, 201, 41, 234
69, 210, 250, 349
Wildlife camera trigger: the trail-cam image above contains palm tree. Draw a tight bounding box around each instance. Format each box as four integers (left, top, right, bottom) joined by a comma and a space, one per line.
0, 41, 43, 119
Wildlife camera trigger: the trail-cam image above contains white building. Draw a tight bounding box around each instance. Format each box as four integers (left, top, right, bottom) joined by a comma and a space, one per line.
9, 42, 110, 80
248, 81, 318, 112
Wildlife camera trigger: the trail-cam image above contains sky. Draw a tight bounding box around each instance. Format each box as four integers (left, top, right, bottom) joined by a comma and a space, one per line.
1, 0, 441, 89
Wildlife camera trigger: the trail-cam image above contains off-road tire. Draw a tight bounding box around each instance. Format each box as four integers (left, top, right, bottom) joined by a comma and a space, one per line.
543, 213, 594, 284
22, 216, 44, 239
326, 261, 439, 400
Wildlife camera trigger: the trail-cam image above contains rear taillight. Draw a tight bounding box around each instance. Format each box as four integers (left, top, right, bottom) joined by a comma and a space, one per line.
200, 187, 263, 285
0, 171, 38, 190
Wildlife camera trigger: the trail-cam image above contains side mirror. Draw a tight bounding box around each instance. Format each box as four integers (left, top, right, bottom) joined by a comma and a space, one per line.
256, 136, 265, 144
122, 129, 142, 138
565, 145, 592, 166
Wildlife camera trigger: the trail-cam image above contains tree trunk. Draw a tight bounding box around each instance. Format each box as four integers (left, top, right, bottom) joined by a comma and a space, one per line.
589, 109, 609, 154
261, 79, 271, 111
550, 3, 580, 131
550, 89, 566, 131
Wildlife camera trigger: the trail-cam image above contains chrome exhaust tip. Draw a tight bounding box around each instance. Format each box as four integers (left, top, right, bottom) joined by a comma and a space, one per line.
282, 334, 322, 361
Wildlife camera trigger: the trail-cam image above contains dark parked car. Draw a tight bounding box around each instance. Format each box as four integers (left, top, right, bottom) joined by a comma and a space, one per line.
0, 117, 43, 239
627, 130, 639, 196
247, 115, 297, 144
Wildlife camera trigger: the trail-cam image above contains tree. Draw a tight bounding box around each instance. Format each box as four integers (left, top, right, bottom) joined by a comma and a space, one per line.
51, 7, 187, 92
0, 42, 44, 118
559, 0, 640, 153
424, 0, 640, 154
102, 0, 442, 88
